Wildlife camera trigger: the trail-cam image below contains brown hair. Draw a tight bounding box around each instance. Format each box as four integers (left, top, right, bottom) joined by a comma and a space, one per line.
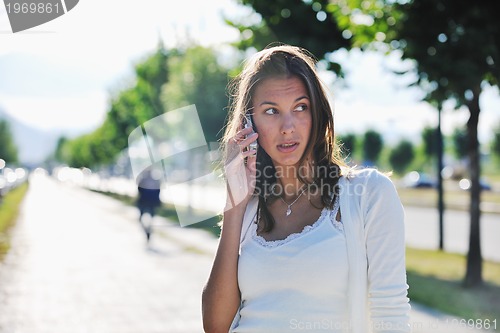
222, 44, 345, 232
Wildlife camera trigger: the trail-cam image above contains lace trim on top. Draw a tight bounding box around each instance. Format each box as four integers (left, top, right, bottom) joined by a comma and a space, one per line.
252, 196, 342, 248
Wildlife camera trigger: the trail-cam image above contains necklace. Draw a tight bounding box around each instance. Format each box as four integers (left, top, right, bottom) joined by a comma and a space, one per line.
279, 185, 307, 217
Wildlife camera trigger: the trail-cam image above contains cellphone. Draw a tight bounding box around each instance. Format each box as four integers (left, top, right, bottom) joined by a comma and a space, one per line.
243, 114, 258, 151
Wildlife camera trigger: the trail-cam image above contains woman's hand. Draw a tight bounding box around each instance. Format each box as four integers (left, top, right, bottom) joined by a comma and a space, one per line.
224, 126, 258, 211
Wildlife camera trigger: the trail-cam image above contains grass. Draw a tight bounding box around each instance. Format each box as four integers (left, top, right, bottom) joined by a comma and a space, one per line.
0, 182, 29, 260
406, 247, 500, 329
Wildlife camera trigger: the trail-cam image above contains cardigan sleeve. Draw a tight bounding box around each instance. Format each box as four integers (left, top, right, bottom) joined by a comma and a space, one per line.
361, 170, 411, 333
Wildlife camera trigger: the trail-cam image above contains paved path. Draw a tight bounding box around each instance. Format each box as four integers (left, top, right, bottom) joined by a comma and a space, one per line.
0, 174, 493, 332
0, 174, 217, 333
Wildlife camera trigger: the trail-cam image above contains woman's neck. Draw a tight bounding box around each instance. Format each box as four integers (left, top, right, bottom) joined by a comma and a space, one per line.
275, 165, 312, 201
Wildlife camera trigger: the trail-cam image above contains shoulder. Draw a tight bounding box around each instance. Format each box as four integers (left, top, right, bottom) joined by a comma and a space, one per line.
341, 167, 395, 189
341, 168, 404, 228
339, 167, 399, 207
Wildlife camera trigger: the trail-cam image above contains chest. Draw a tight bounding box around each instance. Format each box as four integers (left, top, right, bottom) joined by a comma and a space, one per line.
258, 197, 324, 241
239, 214, 348, 298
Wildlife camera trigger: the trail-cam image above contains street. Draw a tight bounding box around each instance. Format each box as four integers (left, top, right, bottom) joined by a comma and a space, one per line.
404, 206, 500, 263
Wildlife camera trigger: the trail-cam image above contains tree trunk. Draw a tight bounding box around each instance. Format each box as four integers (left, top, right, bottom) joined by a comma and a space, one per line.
464, 87, 483, 288
437, 108, 444, 250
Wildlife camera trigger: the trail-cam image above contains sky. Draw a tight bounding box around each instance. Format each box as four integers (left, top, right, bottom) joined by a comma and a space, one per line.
1, 0, 499, 147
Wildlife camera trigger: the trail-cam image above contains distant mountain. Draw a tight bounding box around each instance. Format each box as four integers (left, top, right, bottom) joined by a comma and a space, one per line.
0, 108, 67, 166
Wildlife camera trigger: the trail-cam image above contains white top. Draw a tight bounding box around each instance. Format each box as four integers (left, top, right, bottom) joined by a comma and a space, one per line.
232, 198, 349, 332
232, 168, 411, 333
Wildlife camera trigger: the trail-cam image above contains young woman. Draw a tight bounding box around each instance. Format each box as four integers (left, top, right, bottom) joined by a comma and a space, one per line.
202, 44, 411, 333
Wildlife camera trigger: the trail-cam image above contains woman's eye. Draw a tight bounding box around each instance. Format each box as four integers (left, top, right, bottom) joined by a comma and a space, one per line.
264, 108, 278, 115
295, 104, 308, 112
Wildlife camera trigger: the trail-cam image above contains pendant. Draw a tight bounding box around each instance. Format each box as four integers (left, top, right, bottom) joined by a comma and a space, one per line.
286, 206, 292, 216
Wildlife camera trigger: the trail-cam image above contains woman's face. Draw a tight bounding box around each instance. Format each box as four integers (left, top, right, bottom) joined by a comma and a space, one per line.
251, 76, 312, 170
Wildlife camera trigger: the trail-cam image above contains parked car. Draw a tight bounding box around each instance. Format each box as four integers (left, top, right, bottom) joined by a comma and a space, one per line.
458, 178, 492, 191
403, 171, 436, 188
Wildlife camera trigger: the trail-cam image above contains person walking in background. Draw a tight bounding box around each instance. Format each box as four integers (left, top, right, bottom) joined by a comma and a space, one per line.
202, 44, 410, 332
136, 166, 161, 242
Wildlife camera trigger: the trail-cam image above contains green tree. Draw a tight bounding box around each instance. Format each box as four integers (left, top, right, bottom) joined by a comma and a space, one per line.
54, 136, 68, 163
225, 0, 350, 74
490, 123, 500, 164
362, 129, 383, 165
422, 126, 438, 160
60, 43, 170, 168
101, 42, 171, 160
135, 42, 170, 118
378, 0, 498, 287
389, 140, 415, 174
0, 120, 18, 164
60, 44, 231, 169
161, 45, 230, 143
452, 127, 468, 161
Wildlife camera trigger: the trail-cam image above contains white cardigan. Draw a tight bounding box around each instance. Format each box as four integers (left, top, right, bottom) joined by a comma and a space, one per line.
238, 168, 411, 333
338, 168, 411, 332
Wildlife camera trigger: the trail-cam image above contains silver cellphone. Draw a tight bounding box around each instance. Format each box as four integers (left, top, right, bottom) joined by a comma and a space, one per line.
243, 114, 258, 151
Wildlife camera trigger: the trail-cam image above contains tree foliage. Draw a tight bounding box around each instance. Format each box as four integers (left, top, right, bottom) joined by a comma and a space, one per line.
492, 123, 500, 163
162, 46, 230, 143
59, 44, 169, 168
421, 126, 438, 159
389, 139, 415, 174
58, 44, 231, 169
0, 120, 18, 164
226, 0, 350, 74
362, 129, 383, 164
452, 127, 468, 161
54, 136, 68, 163
371, 0, 499, 287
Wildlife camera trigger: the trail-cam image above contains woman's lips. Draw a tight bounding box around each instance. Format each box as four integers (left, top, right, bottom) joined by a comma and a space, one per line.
277, 142, 299, 153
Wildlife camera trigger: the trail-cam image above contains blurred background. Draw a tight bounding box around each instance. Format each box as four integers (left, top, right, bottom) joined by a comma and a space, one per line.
1, 0, 499, 332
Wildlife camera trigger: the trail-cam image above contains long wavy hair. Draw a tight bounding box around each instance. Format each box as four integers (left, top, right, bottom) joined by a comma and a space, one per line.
222, 44, 345, 232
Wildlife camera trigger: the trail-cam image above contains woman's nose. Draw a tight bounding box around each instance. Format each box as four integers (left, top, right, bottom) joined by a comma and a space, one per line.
280, 113, 295, 135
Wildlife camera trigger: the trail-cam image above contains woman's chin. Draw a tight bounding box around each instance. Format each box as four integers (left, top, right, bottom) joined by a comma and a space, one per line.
271, 158, 302, 169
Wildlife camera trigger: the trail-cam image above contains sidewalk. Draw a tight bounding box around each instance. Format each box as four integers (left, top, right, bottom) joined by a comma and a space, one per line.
0, 174, 214, 333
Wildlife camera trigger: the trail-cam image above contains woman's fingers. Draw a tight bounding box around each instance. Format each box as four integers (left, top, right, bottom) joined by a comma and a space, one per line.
224, 129, 258, 209
233, 126, 257, 150
238, 132, 258, 156
228, 132, 258, 162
